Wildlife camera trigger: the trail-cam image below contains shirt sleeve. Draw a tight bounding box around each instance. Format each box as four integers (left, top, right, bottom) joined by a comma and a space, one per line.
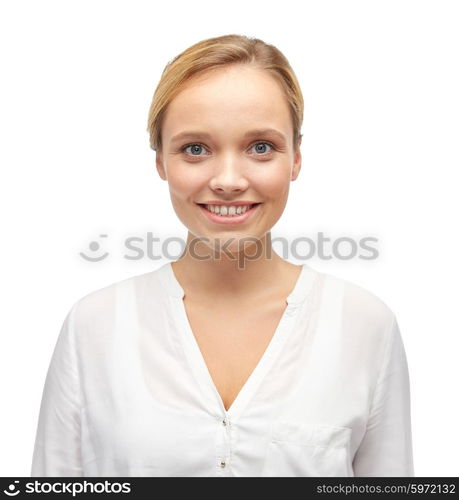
352, 313, 414, 477
31, 303, 83, 476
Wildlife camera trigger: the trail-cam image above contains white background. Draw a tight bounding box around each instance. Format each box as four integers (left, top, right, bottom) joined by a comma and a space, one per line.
1, 0, 458, 477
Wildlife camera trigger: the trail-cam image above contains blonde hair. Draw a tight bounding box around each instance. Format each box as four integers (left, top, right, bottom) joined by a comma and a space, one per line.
147, 34, 304, 152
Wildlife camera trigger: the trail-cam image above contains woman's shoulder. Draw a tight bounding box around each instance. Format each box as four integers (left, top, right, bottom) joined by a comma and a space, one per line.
67, 263, 168, 324
312, 266, 398, 339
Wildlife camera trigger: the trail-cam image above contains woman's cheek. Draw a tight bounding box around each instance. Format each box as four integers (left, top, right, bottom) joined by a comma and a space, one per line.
168, 164, 207, 192
258, 170, 292, 198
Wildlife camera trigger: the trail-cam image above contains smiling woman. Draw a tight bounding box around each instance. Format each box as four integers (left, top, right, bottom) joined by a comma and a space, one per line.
31, 34, 414, 477
152, 59, 302, 259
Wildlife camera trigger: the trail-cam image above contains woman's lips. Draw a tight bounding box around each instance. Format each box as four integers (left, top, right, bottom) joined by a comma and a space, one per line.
197, 203, 261, 225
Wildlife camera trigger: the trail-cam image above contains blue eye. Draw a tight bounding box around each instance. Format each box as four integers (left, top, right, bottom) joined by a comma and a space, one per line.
183, 144, 208, 156
251, 142, 274, 155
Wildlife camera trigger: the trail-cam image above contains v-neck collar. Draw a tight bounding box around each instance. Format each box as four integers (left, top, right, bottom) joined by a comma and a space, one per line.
159, 261, 316, 422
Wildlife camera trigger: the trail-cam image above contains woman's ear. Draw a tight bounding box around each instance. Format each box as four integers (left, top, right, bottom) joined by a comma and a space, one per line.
156, 151, 167, 180
291, 147, 302, 181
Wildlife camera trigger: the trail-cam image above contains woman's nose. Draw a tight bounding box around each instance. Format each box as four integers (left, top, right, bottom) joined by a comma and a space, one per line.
208, 152, 250, 192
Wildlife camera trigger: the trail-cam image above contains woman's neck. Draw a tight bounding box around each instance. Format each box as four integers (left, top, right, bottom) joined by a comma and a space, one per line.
171, 233, 299, 301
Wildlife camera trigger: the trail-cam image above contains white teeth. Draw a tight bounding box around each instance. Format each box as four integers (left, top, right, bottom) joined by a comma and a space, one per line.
204, 204, 254, 216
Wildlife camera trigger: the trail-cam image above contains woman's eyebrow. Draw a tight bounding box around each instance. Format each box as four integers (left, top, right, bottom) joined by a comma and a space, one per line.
244, 129, 287, 141
170, 128, 287, 143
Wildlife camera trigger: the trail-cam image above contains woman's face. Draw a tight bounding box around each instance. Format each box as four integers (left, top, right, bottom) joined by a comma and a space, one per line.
156, 64, 301, 256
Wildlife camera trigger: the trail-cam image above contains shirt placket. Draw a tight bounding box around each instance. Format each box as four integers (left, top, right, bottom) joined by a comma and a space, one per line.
215, 415, 233, 476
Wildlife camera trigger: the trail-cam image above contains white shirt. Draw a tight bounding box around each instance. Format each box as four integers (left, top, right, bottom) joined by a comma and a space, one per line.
31, 261, 414, 477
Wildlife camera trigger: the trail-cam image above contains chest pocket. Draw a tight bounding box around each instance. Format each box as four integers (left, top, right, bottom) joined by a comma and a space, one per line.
261, 421, 353, 477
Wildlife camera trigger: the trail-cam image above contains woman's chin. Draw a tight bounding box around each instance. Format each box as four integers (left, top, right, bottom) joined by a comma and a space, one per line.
184, 231, 265, 259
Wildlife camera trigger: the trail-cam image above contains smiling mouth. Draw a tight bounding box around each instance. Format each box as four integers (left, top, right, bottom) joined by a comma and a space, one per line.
196, 203, 261, 215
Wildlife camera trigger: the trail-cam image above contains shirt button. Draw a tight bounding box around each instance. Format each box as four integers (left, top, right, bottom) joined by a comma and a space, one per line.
222, 419, 227, 426
220, 461, 226, 468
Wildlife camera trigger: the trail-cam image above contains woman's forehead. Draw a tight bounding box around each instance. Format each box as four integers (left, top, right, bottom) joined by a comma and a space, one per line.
162, 66, 292, 139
